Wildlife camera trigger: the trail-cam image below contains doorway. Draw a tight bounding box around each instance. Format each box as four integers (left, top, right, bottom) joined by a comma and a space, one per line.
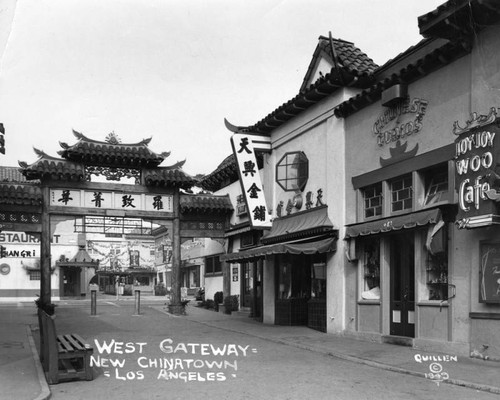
60, 267, 81, 297
389, 232, 415, 337
241, 262, 253, 308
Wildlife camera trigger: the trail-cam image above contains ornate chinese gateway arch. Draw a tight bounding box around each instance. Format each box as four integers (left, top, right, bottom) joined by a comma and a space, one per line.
7, 131, 232, 313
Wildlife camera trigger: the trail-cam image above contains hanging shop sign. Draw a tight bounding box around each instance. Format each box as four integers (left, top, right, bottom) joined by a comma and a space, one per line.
373, 97, 429, 147
231, 133, 272, 228
454, 107, 500, 229
50, 189, 173, 213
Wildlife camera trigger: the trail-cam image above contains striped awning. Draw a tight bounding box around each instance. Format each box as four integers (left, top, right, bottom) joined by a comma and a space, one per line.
220, 236, 337, 263
344, 208, 441, 239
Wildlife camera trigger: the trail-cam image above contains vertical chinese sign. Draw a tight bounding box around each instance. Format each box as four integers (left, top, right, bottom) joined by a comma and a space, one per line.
231, 133, 272, 228
0, 123, 5, 154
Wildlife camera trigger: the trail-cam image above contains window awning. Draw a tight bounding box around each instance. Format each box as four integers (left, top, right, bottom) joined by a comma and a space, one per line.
220, 236, 337, 263
344, 208, 441, 239
261, 205, 335, 244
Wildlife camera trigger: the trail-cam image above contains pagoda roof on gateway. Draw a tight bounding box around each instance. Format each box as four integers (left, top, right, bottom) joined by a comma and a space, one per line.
58, 130, 168, 167
18, 131, 198, 189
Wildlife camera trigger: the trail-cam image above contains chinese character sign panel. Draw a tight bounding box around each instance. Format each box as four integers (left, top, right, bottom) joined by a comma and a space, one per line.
50, 189, 173, 213
231, 133, 271, 228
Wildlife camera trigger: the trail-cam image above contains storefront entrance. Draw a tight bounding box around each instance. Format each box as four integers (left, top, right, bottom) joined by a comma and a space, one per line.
389, 232, 415, 338
60, 267, 81, 298
241, 262, 253, 308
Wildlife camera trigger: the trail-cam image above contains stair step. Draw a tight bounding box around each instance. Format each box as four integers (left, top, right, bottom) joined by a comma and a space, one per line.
381, 335, 414, 347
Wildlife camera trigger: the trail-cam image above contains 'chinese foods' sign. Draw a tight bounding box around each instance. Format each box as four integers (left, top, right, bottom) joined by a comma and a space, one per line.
50, 189, 173, 213
231, 133, 271, 228
454, 116, 500, 228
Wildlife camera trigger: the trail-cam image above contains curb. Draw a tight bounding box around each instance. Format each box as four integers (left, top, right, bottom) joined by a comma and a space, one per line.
162, 308, 500, 396
26, 325, 51, 400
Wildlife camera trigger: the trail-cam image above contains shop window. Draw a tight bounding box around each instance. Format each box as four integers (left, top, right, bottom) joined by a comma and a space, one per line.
311, 262, 326, 299
205, 255, 222, 275
390, 174, 413, 212
363, 183, 383, 219
29, 270, 41, 281
277, 254, 311, 299
133, 276, 150, 286
361, 238, 380, 300
276, 151, 308, 192
423, 165, 448, 206
425, 227, 448, 301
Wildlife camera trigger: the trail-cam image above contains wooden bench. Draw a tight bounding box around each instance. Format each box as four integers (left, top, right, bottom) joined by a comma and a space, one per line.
38, 309, 94, 384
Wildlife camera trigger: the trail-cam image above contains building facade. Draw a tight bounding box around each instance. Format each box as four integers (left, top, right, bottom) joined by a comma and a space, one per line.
222, 0, 500, 359
339, 1, 500, 359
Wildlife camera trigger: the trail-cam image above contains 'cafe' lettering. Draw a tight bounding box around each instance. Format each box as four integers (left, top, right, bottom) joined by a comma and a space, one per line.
455, 130, 496, 212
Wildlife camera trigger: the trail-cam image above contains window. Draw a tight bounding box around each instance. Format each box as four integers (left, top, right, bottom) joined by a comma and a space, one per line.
311, 261, 326, 300
424, 165, 448, 206
276, 151, 308, 192
205, 255, 222, 275
361, 238, 380, 299
425, 226, 448, 300
363, 183, 383, 219
29, 270, 41, 281
390, 174, 413, 212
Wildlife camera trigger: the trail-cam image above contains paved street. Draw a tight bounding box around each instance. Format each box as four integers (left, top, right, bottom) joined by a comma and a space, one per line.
8, 298, 495, 400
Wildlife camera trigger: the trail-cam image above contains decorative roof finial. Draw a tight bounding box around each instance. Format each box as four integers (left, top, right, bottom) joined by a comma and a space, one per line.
105, 131, 121, 144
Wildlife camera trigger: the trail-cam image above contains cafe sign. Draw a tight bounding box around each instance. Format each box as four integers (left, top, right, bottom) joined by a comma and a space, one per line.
454, 107, 500, 229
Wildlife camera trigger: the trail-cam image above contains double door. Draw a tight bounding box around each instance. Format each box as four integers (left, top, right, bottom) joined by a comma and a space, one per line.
389, 232, 415, 338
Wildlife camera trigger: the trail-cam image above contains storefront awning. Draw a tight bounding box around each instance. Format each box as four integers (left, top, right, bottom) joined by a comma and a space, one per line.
344, 208, 441, 239
220, 236, 337, 263
261, 205, 335, 244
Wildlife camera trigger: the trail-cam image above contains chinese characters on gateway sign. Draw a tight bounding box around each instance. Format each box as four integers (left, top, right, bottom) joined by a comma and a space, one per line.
231, 133, 272, 228
50, 189, 173, 213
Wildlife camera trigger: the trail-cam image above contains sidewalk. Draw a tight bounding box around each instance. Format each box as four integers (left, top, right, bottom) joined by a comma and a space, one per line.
1, 299, 499, 400
170, 304, 500, 395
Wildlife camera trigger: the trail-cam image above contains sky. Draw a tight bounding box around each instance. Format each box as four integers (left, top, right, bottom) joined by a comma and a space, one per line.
0, 0, 445, 176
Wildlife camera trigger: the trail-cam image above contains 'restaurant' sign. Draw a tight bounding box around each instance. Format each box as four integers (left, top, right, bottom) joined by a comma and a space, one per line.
50, 189, 173, 213
231, 133, 272, 228
454, 107, 500, 228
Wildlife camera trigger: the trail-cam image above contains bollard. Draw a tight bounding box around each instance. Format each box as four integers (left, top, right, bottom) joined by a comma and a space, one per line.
134, 290, 141, 315
91, 290, 97, 315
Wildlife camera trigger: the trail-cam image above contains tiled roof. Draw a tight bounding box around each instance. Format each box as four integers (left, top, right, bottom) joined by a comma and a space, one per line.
179, 194, 233, 214
199, 152, 265, 192
143, 166, 198, 189
18, 149, 86, 181
299, 37, 378, 93
58, 130, 167, 167
0, 183, 42, 206
199, 154, 238, 192
0, 166, 34, 183
242, 37, 377, 135
18, 147, 196, 189
418, 0, 500, 40
335, 0, 500, 118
